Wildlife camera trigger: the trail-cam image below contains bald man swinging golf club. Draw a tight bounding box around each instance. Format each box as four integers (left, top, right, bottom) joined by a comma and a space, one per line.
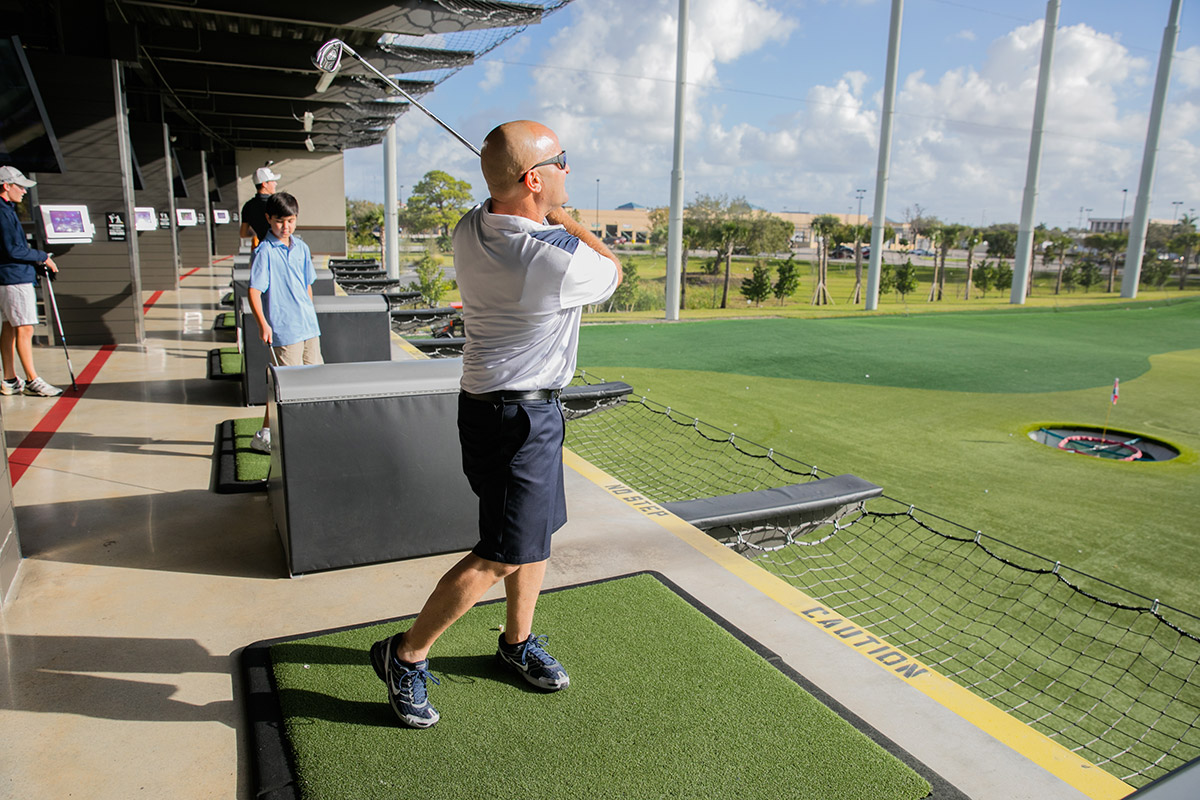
370, 121, 621, 728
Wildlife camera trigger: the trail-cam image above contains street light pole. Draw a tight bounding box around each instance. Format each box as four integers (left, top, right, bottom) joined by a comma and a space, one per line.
1173, 200, 1183, 225
595, 179, 600, 235
1121, 188, 1128, 230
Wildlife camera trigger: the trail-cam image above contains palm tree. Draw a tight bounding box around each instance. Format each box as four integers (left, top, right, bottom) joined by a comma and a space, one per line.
926, 224, 944, 301
962, 227, 983, 299
810, 214, 839, 305
1170, 214, 1198, 291
1084, 232, 1127, 292
1047, 233, 1074, 294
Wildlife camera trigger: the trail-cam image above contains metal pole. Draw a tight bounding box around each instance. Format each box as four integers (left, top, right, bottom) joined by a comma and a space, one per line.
866, 0, 903, 311
595, 179, 600, 235
384, 123, 399, 280
1124, 0, 1181, 298
1011, 0, 1059, 304
664, 0, 688, 321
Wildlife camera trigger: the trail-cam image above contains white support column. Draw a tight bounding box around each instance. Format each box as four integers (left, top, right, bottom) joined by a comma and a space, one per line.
865, 0, 903, 311
1011, 0, 1059, 304
384, 122, 400, 280
664, 0, 688, 321
1122, 0, 1182, 298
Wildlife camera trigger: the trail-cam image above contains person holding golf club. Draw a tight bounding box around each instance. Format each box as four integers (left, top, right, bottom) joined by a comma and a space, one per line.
370, 120, 621, 728
247, 191, 321, 452
0, 166, 63, 397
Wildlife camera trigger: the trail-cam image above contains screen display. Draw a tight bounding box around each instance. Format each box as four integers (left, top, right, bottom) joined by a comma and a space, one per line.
48, 209, 84, 234
134, 207, 156, 231
0, 37, 65, 174
212, 209, 230, 224
176, 208, 197, 226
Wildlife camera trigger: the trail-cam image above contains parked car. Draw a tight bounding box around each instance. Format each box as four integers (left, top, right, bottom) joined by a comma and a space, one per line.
830, 245, 855, 258
911, 248, 934, 257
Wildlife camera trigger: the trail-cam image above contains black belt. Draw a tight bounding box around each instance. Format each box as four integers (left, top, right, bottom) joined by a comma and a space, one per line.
462, 388, 561, 404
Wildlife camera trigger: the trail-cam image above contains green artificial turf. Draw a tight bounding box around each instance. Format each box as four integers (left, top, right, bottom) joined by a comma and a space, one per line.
218, 347, 243, 376
575, 304, 1200, 615
579, 298, 1200, 393
232, 416, 269, 482
270, 574, 932, 800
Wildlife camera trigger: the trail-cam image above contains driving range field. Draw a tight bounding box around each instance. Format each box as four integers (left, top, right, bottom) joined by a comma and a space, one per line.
576, 298, 1200, 616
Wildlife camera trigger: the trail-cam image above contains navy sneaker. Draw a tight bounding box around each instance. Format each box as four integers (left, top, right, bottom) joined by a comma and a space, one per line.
369, 633, 440, 728
496, 633, 570, 691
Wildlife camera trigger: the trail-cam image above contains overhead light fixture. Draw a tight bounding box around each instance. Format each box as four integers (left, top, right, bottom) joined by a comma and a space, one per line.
304, 136, 315, 152
303, 111, 314, 132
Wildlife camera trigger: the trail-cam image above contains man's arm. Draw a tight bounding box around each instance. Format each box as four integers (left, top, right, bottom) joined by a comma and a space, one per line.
545, 208, 622, 285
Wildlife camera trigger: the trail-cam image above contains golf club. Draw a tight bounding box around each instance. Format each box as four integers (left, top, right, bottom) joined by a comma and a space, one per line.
312, 39, 481, 157
40, 259, 78, 392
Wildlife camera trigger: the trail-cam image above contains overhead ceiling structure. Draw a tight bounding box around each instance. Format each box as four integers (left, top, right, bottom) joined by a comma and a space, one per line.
18, 0, 574, 153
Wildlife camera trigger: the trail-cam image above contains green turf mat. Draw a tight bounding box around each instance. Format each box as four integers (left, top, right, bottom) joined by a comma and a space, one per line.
232, 417, 269, 482
579, 298, 1200, 393
207, 347, 243, 379
258, 574, 940, 800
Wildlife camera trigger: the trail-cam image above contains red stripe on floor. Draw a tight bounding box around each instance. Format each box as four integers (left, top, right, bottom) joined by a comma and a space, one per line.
9, 345, 118, 485
143, 290, 164, 313
10, 258, 223, 484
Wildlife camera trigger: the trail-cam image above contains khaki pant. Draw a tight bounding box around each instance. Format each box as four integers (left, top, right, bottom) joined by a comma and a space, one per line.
271, 337, 323, 367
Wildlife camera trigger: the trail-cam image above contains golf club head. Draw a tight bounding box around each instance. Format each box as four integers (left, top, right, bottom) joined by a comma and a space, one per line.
313, 39, 345, 74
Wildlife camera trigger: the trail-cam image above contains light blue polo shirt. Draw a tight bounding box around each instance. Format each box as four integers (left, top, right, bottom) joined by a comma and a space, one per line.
249, 232, 320, 347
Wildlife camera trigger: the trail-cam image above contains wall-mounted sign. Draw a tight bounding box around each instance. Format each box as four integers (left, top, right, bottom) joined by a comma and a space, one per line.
212, 209, 230, 224
176, 208, 198, 226
197, 211, 207, 225
231, 210, 240, 222
134, 207, 157, 231
158, 211, 171, 229
105, 211, 126, 242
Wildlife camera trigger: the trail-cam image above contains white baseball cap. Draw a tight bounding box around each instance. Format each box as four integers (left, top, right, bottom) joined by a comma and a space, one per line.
254, 166, 281, 184
0, 166, 36, 188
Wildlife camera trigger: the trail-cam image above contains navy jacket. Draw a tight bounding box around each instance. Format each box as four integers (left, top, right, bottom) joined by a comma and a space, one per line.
0, 197, 47, 286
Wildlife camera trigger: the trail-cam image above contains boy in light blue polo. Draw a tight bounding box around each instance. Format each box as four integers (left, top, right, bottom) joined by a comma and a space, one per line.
247, 192, 321, 451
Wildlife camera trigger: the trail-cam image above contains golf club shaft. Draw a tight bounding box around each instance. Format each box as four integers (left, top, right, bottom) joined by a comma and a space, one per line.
338, 43, 481, 157
41, 266, 78, 391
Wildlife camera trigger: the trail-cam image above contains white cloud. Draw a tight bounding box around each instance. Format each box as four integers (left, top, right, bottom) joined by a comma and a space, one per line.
952, 29, 976, 42
478, 61, 504, 92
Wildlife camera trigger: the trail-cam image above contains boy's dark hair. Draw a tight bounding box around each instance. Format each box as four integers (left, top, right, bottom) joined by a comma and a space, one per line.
265, 192, 299, 218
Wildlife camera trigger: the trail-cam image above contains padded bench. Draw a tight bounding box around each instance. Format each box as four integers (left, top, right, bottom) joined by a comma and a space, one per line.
240, 294, 392, 405
662, 474, 883, 536
266, 358, 479, 575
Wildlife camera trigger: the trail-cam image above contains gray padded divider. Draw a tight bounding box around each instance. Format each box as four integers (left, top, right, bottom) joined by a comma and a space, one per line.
267, 359, 477, 575
231, 268, 252, 322
661, 474, 883, 530
239, 294, 393, 406
312, 268, 335, 296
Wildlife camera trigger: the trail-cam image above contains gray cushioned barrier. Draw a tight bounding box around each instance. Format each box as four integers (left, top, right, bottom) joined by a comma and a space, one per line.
267, 358, 478, 575
240, 294, 392, 406
312, 268, 335, 297
231, 267, 252, 321
661, 474, 883, 531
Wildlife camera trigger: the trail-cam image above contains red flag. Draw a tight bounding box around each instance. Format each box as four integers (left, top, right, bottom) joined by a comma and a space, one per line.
1112, 378, 1120, 405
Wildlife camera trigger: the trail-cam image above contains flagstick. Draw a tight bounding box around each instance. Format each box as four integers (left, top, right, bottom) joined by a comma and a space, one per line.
1101, 401, 1114, 442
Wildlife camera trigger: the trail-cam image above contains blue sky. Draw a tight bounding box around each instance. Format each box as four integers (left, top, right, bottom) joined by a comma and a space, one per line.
344, 0, 1200, 231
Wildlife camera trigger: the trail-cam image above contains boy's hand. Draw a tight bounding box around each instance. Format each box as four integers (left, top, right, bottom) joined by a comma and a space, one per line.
259, 323, 272, 345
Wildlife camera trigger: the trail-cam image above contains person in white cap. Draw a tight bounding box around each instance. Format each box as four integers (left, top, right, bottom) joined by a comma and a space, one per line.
0, 166, 63, 397
239, 165, 281, 251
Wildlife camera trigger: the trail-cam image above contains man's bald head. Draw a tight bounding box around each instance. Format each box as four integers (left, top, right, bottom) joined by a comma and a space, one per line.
480, 120, 560, 202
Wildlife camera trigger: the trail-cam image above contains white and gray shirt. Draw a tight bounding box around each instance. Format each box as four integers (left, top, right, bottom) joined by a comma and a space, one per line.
453, 201, 619, 394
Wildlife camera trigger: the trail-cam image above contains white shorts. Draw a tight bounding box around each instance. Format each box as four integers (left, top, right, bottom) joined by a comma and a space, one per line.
0, 284, 38, 328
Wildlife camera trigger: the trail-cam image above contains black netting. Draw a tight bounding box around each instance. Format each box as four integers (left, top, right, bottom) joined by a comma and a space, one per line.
564, 371, 1200, 787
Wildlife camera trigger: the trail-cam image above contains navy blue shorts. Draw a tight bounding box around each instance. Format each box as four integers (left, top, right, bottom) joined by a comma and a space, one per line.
458, 393, 567, 565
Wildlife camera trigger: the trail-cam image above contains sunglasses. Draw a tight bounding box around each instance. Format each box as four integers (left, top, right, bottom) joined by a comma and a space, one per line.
518, 151, 567, 182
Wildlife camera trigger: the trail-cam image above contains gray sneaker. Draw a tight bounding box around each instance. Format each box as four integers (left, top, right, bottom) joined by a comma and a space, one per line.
497, 633, 570, 691
0, 377, 24, 396
370, 633, 441, 728
23, 377, 62, 397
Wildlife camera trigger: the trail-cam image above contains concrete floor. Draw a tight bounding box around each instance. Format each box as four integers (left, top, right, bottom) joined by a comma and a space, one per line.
0, 261, 1123, 799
